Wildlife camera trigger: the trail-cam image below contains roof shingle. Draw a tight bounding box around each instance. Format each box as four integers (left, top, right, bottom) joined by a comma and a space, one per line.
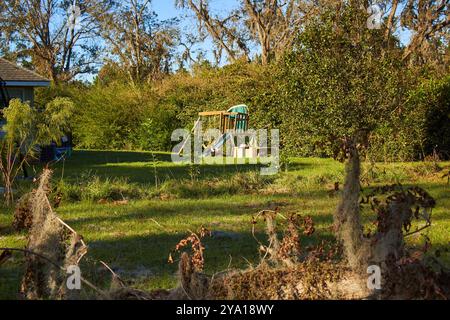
0, 58, 50, 83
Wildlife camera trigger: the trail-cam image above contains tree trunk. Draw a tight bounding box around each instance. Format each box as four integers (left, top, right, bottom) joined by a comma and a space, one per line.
334, 143, 370, 274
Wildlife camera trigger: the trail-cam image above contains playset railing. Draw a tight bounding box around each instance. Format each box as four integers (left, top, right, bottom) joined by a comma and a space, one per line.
198, 111, 249, 134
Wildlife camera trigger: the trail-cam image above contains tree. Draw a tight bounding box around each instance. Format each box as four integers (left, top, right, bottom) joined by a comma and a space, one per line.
176, 0, 310, 65
400, 0, 449, 66
242, 0, 311, 64
0, 0, 106, 82
175, 0, 250, 64
97, 0, 179, 85
278, 3, 407, 158
0, 98, 74, 205
379, 0, 449, 66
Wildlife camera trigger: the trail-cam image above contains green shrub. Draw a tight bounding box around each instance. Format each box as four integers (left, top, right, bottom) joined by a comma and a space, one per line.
132, 104, 179, 151
31, 7, 448, 161
367, 75, 450, 161
360, 165, 410, 184
272, 171, 343, 194
56, 180, 83, 202
406, 76, 450, 159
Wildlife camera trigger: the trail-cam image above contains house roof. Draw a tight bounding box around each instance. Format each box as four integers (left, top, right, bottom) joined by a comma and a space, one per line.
0, 58, 50, 87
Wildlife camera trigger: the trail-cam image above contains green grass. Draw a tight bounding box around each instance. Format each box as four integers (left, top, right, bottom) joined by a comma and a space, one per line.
0, 150, 449, 299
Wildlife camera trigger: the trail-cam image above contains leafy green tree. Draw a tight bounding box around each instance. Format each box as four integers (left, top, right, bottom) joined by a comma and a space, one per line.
278, 4, 407, 158
0, 98, 74, 205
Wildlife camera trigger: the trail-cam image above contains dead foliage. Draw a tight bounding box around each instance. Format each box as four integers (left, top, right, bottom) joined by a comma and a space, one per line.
361, 185, 435, 239
168, 227, 211, 272
357, 185, 449, 299
175, 252, 211, 300
206, 226, 348, 300
381, 249, 450, 299
15, 169, 91, 300
250, 210, 318, 268
162, 210, 351, 300
209, 261, 350, 300
14, 186, 65, 232
12, 193, 34, 231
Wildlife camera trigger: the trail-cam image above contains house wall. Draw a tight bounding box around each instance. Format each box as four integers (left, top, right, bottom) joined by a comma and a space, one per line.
0, 86, 34, 107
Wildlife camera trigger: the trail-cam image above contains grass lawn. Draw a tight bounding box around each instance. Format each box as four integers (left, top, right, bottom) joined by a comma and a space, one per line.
0, 150, 449, 299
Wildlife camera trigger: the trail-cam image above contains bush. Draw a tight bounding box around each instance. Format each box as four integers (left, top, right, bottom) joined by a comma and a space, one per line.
367, 75, 450, 161
67, 78, 183, 152
154, 61, 273, 129
133, 103, 179, 151
33, 7, 448, 161
406, 76, 450, 159
71, 83, 147, 150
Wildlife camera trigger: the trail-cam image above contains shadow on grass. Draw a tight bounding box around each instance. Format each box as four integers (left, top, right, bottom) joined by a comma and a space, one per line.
60, 195, 336, 229
78, 230, 338, 285
0, 228, 338, 299
0, 263, 24, 300
0, 225, 18, 237
46, 150, 314, 185
1, 227, 447, 300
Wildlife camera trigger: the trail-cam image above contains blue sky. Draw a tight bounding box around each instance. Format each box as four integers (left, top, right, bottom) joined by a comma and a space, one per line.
153, 0, 240, 20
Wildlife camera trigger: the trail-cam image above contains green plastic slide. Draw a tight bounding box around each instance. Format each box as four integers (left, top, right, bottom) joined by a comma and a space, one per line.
227, 104, 249, 114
